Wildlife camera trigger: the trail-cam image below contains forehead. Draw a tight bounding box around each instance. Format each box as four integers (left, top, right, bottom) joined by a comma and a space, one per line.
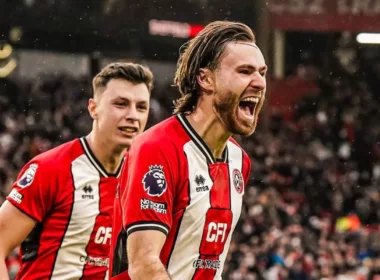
101, 79, 150, 102
219, 41, 266, 69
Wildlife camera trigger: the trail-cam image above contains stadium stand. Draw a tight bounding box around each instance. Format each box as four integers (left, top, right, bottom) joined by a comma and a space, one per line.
1, 40, 380, 279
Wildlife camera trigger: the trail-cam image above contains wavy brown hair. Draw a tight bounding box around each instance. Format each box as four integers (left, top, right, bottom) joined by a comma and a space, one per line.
173, 21, 256, 114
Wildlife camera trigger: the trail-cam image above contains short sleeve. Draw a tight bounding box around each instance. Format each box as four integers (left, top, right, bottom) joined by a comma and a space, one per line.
120, 141, 178, 237
6, 160, 54, 222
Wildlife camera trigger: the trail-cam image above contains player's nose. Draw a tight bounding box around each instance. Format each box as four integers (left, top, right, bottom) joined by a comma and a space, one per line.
249, 73, 266, 92
125, 105, 138, 121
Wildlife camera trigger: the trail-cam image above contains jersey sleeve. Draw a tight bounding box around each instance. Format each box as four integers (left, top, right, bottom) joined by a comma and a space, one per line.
6, 160, 55, 223
120, 141, 178, 237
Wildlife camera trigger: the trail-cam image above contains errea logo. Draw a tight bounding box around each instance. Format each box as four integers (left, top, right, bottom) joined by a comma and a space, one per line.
195, 174, 209, 192
82, 184, 94, 199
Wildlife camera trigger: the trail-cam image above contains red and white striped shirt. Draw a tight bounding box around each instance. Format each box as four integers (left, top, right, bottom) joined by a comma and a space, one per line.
110, 114, 251, 280
7, 137, 123, 280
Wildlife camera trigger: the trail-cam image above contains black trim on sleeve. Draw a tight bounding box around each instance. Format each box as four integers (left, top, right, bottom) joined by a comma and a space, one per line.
126, 221, 170, 236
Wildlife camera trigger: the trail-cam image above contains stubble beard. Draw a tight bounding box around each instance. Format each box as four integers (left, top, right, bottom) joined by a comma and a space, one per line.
212, 90, 256, 136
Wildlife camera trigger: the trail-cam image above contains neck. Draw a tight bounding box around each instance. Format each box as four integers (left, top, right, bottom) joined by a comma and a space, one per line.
186, 99, 231, 159
85, 132, 126, 174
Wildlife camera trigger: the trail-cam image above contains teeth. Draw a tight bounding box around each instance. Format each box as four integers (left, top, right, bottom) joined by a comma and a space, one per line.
120, 127, 137, 132
242, 97, 259, 103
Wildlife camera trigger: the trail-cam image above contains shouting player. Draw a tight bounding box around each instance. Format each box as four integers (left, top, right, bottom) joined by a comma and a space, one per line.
0, 62, 153, 280
110, 21, 267, 280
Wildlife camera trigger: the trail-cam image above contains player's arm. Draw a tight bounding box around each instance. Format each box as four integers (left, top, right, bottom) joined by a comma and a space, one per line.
120, 140, 179, 279
0, 201, 37, 280
127, 230, 170, 280
0, 161, 54, 280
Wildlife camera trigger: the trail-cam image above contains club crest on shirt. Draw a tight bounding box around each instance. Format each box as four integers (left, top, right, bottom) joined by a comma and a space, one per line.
17, 163, 38, 188
142, 165, 167, 197
232, 169, 244, 194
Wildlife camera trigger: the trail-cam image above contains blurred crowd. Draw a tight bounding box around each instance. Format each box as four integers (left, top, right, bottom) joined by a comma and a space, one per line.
0, 74, 94, 279
1, 36, 380, 279
223, 35, 380, 279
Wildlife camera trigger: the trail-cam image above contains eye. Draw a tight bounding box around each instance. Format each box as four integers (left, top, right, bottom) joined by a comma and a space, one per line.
260, 71, 267, 77
239, 69, 251, 75
137, 105, 148, 111
114, 102, 126, 107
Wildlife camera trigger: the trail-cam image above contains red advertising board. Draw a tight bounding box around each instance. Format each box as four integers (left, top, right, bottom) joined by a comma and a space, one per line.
269, 0, 380, 32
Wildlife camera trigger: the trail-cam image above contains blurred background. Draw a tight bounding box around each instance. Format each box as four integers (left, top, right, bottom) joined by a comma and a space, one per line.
1, 0, 380, 279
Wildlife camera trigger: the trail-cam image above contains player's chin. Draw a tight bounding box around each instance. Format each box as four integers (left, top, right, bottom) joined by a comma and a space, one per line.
120, 140, 133, 150
232, 119, 256, 136
234, 125, 255, 136
114, 135, 134, 149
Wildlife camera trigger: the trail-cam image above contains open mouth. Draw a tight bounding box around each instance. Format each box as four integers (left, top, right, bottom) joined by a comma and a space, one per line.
238, 97, 260, 117
119, 127, 138, 133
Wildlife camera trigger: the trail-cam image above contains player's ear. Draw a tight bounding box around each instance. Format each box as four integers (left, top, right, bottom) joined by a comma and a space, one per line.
88, 98, 98, 120
196, 68, 214, 95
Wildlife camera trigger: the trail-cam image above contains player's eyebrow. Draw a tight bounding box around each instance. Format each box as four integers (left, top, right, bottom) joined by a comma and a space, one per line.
236, 42, 259, 49
113, 96, 130, 102
237, 64, 268, 72
114, 96, 149, 105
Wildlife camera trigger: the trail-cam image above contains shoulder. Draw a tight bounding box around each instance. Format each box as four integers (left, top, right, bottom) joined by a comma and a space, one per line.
13, 139, 81, 192
227, 138, 251, 184
124, 117, 187, 186
24, 138, 82, 173
130, 116, 186, 157
227, 137, 250, 162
